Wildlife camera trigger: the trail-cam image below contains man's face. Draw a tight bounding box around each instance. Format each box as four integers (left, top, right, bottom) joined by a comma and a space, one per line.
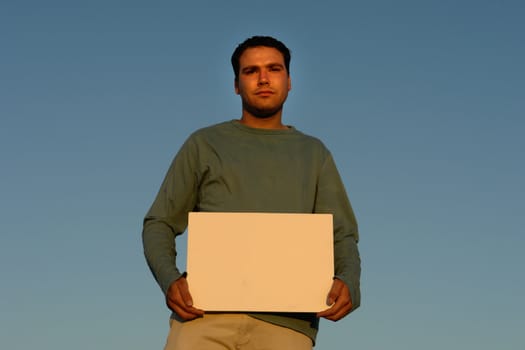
235, 46, 292, 119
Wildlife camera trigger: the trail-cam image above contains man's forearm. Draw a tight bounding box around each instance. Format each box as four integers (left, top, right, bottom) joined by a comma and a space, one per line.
143, 220, 182, 294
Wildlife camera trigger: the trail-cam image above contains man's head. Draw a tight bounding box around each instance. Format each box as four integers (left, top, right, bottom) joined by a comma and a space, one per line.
231, 36, 291, 82
232, 37, 292, 121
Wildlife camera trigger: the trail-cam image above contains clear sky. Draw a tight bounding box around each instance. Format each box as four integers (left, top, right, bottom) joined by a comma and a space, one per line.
1, 1, 524, 349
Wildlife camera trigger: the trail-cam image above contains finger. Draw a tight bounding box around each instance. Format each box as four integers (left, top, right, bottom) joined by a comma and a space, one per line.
168, 299, 196, 320
317, 281, 352, 320
170, 279, 204, 319
175, 305, 203, 320
167, 292, 204, 320
317, 298, 351, 321
317, 304, 337, 318
329, 302, 352, 321
317, 300, 339, 318
166, 283, 184, 313
328, 297, 352, 319
174, 280, 204, 315
167, 278, 193, 310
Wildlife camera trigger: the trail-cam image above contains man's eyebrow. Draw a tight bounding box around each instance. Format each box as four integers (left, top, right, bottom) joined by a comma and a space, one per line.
266, 62, 285, 69
241, 63, 284, 71
241, 65, 258, 71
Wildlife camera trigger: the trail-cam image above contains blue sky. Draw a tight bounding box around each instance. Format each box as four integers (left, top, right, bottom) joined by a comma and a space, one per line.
1, 1, 523, 349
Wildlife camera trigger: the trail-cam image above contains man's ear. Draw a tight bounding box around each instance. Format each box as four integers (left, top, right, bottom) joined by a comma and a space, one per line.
288, 76, 292, 91
234, 79, 239, 95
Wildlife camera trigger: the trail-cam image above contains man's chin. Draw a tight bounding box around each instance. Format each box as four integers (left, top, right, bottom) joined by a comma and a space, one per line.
252, 113, 275, 119
245, 106, 282, 119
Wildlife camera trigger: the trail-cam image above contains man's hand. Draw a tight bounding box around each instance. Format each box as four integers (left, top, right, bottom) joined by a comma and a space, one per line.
317, 278, 352, 321
166, 276, 204, 320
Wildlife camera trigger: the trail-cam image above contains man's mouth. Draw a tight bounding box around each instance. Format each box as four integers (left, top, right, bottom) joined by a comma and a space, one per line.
256, 90, 274, 96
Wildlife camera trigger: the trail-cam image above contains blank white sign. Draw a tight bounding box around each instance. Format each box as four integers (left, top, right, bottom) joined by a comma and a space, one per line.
186, 212, 334, 312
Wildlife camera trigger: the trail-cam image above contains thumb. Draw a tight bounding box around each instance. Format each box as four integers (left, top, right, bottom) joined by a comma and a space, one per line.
326, 280, 342, 306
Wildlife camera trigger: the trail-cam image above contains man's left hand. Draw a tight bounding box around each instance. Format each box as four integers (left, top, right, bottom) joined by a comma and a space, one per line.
317, 278, 352, 321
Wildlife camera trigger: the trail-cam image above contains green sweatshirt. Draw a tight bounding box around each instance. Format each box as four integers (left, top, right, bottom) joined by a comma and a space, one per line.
142, 120, 360, 342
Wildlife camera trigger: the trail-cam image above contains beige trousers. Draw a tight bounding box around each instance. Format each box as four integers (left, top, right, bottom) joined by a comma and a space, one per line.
164, 314, 313, 350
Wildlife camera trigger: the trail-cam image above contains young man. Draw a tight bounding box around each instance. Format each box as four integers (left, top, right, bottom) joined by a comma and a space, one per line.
143, 36, 361, 349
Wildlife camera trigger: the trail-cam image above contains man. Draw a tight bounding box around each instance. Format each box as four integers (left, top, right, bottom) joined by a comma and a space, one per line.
143, 36, 361, 349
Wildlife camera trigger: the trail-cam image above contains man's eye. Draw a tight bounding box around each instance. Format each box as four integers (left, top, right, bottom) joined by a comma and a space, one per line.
270, 66, 282, 71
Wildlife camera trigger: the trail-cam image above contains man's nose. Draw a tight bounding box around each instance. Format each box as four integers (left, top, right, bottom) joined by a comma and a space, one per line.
258, 70, 269, 85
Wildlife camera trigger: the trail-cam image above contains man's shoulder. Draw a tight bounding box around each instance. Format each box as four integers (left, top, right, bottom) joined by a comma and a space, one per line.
292, 128, 330, 151
183, 120, 234, 144
191, 120, 233, 136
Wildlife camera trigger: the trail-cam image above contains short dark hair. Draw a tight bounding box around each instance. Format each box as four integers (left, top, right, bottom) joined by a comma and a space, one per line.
231, 36, 291, 82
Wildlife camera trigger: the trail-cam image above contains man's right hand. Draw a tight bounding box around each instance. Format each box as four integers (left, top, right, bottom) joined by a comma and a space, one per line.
166, 276, 205, 320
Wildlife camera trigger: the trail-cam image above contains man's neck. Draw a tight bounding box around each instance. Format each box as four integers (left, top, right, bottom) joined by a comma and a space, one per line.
239, 112, 288, 130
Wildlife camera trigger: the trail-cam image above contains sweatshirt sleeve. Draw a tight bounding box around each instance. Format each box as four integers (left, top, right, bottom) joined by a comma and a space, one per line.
314, 153, 361, 312
142, 136, 201, 295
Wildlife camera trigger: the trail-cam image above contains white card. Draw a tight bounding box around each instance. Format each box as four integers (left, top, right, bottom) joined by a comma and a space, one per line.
186, 212, 334, 312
